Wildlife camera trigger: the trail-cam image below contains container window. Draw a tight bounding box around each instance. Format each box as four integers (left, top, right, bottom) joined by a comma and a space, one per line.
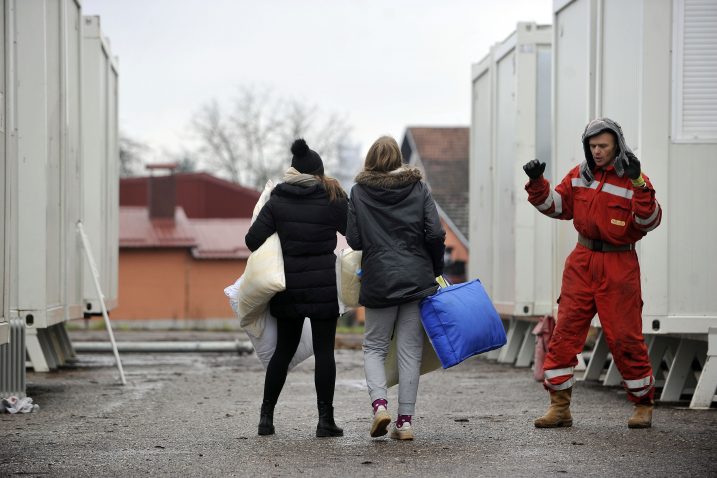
672, 0, 717, 143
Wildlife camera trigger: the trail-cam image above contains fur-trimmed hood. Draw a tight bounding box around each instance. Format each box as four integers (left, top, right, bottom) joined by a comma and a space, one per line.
354, 166, 423, 206
354, 166, 423, 189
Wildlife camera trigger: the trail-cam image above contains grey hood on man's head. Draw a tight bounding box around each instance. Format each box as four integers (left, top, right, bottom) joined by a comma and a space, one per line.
579, 117, 633, 184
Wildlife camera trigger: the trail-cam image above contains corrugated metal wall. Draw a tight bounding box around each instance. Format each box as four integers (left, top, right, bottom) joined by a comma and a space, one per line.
0, 318, 26, 397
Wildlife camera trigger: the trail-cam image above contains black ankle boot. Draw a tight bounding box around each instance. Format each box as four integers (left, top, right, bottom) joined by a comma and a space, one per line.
316, 401, 343, 437
258, 400, 275, 436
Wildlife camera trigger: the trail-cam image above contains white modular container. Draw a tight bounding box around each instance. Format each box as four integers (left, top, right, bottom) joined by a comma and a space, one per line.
552, 0, 717, 334
554, 0, 717, 406
0, 0, 13, 346
13, 0, 85, 330
469, 22, 554, 317
81, 15, 119, 314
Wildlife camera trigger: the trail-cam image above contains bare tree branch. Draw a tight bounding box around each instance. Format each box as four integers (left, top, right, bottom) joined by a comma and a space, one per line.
119, 132, 150, 177
190, 86, 359, 190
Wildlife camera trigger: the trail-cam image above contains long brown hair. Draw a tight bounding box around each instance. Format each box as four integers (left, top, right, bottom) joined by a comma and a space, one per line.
316, 174, 347, 202
363, 136, 403, 172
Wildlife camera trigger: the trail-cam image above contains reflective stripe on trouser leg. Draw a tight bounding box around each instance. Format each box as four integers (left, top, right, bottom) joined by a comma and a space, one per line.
544, 367, 574, 380
624, 375, 654, 398
545, 377, 575, 391
544, 367, 575, 391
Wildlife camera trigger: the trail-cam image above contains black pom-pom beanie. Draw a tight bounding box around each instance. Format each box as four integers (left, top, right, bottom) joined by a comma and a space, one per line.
290, 138, 324, 175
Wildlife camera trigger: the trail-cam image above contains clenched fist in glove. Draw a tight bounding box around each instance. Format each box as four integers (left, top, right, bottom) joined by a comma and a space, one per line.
523, 159, 546, 180
622, 151, 641, 180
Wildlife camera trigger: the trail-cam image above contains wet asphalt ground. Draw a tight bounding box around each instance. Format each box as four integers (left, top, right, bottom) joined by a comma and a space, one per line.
1, 330, 715, 477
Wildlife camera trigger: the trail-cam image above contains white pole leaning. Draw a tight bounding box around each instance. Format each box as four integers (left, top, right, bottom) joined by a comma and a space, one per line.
76, 221, 127, 385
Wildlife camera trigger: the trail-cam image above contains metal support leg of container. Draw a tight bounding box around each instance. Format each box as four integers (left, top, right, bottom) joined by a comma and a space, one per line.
690, 328, 717, 408
498, 318, 532, 364
514, 325, 536, 367
26, 324, 74, 373
25, 327, 50, 372
486, 318, 511, 361
660, 338, 707, 402
603, 358, 623, 386
581, 329, 610, 381
57, 324, 77, 362
648, 335, 680, 384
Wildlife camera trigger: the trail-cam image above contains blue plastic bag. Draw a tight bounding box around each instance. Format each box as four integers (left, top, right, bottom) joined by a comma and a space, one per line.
420, 279, 506, 369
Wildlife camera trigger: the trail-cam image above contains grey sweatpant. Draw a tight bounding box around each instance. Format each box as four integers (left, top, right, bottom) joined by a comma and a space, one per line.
363, 300, 423, 416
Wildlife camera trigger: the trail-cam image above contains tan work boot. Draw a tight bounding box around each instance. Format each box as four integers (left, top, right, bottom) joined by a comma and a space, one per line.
627, 402, 653, 429
534, 388, 573, 428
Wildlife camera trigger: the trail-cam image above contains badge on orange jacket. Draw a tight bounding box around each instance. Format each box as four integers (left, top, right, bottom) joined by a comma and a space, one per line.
611, 218, 626, 227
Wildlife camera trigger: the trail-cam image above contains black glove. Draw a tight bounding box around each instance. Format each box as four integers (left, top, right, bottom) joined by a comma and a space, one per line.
622, 152, 641, 180
523, 159, 546, 180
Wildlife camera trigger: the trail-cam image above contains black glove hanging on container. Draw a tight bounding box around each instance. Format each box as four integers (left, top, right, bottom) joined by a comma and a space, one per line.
523, 159, 546, 180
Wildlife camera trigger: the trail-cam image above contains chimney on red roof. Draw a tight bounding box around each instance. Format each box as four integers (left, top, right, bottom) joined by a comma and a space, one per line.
146, 163, 178, 220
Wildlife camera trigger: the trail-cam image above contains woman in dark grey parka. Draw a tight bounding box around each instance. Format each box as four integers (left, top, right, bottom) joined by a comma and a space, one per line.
346, 135, 445, 440
245, 139, 348, 438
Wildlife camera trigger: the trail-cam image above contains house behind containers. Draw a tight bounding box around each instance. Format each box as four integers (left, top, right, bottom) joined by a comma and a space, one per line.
402, 127, 470, 284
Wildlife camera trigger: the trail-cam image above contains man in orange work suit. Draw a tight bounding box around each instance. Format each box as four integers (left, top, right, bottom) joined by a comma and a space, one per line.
523, 118, 662, 429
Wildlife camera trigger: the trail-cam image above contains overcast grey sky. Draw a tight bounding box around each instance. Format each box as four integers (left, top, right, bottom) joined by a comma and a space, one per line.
83, 0, 552, 163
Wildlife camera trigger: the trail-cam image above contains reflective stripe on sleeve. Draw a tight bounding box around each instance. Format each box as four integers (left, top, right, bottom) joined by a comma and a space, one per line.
639, 220, 660, 232
548, 192, 563, 218
544, 367, 574, 380
536, 191, 554, 211
545, 377, 575, 391
635, 203, 660, 225
601, 183, 634, 200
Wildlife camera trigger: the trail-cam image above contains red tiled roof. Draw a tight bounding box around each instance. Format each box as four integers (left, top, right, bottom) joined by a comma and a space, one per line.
405, 127, 470, 241
120, 207, 196, 248
121, 206, 349, 260
190, 219, 252, 259
120, 206, 252, 260
120, 172, 261, 219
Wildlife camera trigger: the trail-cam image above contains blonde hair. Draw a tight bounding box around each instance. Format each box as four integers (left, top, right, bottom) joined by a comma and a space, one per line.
364, 136, 403, 172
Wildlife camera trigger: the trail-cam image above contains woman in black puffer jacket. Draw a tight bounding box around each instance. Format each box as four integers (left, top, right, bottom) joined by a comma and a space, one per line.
346, 135, 445, 440
245, 139, 347, 438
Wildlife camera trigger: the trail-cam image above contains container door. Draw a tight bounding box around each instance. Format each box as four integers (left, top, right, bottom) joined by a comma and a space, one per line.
553, 0, 592, 309
493, 49, 517, 314
64, 0, 83, 319
469, 69, 494, 293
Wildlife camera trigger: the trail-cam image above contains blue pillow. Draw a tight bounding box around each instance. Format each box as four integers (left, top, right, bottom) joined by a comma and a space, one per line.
420, 279, 506, 369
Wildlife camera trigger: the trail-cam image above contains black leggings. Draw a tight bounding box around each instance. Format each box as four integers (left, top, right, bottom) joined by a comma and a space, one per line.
263, 316, 338, 406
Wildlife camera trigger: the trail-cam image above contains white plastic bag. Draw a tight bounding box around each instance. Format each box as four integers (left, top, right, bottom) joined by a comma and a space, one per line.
383, 276, 448, 387
234, 180, 286, 334
225, 277, 313, 369
384, 328, 442, 388
224, 276, 264, 338
251, 310, 314, 370
337, 248, 362, 308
